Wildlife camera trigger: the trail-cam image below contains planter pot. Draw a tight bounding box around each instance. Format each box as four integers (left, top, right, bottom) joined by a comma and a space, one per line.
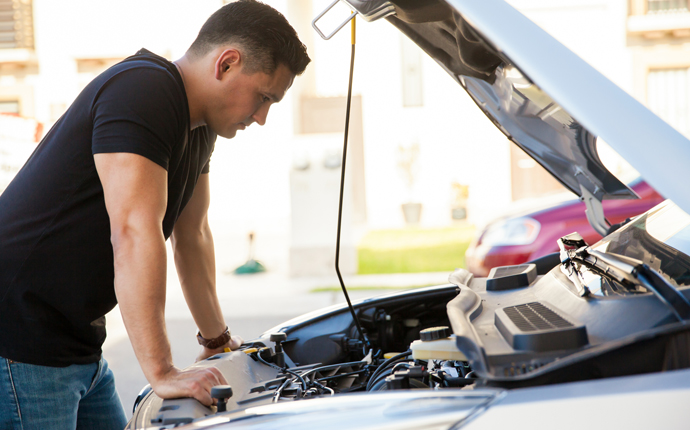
451, 206, 467, 220
402, 202, 422, 225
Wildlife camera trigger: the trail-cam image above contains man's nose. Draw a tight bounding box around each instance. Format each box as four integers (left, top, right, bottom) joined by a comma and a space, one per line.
251, 104, 270, 126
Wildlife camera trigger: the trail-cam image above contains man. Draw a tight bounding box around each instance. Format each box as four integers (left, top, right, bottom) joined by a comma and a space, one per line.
0, 1, 310, 428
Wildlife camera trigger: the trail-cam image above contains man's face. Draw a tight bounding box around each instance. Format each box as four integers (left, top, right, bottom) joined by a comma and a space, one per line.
207, 62, 295, 139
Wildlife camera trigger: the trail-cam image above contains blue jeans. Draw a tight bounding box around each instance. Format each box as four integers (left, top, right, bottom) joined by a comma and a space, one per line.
0, 355, 128, 430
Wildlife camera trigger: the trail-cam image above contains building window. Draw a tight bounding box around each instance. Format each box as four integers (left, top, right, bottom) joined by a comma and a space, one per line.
647, 68, 690, 136
0, 100, 19, 114
0, 0, 34, 50
647, 0, 689, 14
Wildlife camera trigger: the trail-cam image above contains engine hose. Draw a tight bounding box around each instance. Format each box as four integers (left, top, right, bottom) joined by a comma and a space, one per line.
256, 351, 308, 392
366, 350, 412, 391
311, 379, 335, 396
301, 360, 368, 378
367, 358, 409, 391
272, 378, 291, 403
371, 351, 411, 376
368, 368, 394, 391
391, 362, 412, 373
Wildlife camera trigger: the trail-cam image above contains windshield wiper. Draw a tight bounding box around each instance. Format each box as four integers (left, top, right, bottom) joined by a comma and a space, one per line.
558, 233, 690, 322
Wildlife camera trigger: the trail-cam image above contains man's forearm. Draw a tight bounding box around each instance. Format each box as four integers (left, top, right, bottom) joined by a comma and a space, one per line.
112, 227, 228, 405
172, 223, 226, 340
112, 228, 173, 381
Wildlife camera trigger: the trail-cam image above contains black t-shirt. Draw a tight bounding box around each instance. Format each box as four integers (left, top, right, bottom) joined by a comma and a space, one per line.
0, 49, 216, 367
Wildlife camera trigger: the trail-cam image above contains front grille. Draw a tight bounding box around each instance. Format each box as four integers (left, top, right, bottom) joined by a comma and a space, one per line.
504, 302, 573, 332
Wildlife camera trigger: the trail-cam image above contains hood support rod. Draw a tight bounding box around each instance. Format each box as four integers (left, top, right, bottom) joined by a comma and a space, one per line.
334, 15, 370, 350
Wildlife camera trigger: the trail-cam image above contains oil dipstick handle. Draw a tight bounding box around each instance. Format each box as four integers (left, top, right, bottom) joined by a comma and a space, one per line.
211, 385, 233, 413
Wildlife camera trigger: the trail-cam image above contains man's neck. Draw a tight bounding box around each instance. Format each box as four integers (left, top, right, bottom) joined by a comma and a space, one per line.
173, 55, 205, 129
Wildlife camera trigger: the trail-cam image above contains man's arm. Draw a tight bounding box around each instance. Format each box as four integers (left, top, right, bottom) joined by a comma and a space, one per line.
95, 153, 227, 406
171, 173, 242, 361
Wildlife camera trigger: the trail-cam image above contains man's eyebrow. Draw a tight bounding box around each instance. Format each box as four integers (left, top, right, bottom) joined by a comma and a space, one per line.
267, 92, 282, 103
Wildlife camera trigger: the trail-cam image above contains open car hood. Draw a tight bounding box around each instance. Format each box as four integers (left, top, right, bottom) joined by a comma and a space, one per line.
343, 0, 690, 214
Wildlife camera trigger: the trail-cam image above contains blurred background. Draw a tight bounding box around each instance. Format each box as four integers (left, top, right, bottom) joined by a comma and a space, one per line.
1, 0, 689, 417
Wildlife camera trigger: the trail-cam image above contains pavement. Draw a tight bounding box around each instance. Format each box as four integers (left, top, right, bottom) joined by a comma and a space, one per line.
102, 235, 455, 418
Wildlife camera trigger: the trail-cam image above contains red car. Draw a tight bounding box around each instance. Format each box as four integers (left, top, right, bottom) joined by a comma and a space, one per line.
465, 178, 664, 276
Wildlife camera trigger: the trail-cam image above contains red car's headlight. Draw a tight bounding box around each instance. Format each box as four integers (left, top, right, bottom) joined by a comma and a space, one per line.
479, 217, 541, 246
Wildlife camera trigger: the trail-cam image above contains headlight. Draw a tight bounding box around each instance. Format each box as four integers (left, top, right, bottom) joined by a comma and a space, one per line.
478, 217, 541, 246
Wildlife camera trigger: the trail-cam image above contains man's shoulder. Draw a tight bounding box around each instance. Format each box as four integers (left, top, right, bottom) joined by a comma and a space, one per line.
89, 49, 186, 117
103, 49, 178, 84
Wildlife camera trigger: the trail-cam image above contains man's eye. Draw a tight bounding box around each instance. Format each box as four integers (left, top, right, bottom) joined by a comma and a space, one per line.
262, 96, 271, 103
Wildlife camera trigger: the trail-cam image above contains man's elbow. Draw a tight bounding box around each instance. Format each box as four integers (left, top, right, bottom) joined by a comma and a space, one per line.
109, 219, 164, 257
172, 221, 212, 247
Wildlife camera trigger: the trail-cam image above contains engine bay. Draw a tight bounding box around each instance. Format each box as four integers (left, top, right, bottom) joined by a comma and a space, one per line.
129, 260, 690, 429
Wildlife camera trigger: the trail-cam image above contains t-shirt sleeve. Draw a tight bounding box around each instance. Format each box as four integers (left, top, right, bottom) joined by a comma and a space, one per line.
91, 67, 184, 171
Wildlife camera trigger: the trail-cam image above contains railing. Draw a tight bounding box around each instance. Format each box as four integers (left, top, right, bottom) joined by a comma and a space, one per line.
647, 0, 689, 14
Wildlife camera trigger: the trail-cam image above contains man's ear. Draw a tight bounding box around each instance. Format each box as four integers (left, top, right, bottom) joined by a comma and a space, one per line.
214, 49, 242, 80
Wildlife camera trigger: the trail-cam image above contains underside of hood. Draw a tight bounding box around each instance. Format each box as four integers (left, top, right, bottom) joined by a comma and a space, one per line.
342, 0, 690, 214
385, 0, 635, 202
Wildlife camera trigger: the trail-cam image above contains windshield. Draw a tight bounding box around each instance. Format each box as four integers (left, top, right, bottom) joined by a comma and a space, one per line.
579, 200, 690, 296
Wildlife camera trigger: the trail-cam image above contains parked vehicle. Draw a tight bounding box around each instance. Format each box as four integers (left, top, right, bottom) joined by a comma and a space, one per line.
128, 0, 690, 428
465, 178, 665, 277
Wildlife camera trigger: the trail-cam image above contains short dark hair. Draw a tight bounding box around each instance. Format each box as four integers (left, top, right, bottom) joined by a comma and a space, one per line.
189, 0, 310, 76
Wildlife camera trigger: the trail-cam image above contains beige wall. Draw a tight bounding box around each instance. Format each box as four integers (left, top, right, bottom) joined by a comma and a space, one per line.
626, 0, 690, 133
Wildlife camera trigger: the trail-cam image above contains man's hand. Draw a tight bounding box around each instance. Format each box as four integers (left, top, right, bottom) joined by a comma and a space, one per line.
150, 366, 228, 406
196, 334, 244, 362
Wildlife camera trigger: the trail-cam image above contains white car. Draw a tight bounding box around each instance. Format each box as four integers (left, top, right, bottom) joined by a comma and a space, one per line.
128, 0, 690, 428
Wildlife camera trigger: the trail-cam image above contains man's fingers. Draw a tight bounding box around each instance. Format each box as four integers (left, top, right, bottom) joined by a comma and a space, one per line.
191, 368, 224, 395
229, 335, 244, 350
152, 366, 229, 407
192, 385, 214, 406
192, 367, 228, 403
206, 366, 228, 385
184, 379, 210, 406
